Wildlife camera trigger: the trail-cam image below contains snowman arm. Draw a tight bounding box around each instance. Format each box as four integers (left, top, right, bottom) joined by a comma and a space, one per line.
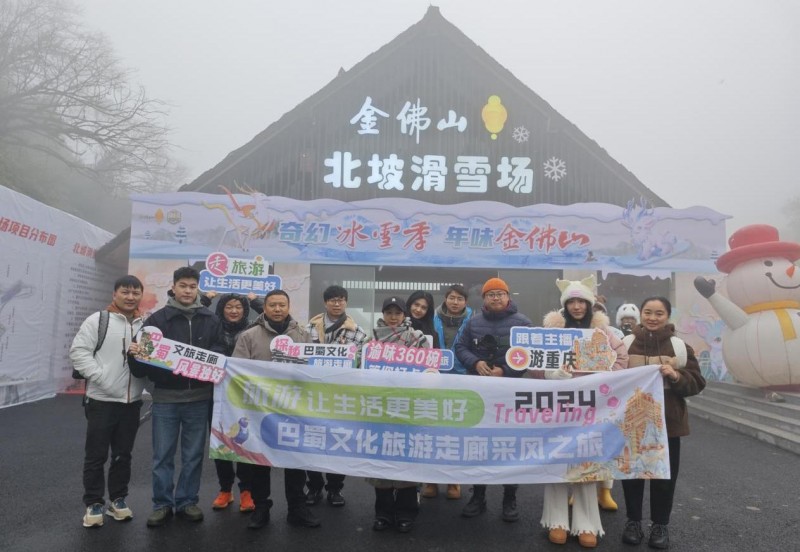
707, 293, 749, 330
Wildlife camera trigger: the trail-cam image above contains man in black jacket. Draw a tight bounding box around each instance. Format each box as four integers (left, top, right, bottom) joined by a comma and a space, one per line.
129, 267, 224, 527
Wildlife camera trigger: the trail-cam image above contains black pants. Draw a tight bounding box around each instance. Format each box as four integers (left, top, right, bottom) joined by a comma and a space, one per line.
215, 459, 253, 492
82, 399, 142, 506
622, 436, 681, 525
374, 487, 419, 522
250, 466, 307, 511
471, 483, 518, 498
306, 470, 345, 492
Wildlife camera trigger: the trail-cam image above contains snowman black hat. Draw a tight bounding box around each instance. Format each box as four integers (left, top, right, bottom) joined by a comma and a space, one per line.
716, 224, 800, 273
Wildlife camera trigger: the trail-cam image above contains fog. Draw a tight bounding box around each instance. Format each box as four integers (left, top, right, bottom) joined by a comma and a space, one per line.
77, 0, 800, 238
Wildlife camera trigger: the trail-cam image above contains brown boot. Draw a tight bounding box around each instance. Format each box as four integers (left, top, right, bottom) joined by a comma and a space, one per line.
548, 528, 568, 544
578, 532, 597, 548
421, 483, 438, 498
446, 484, 461, 499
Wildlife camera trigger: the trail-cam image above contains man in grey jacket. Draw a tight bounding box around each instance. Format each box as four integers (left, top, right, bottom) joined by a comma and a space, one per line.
70, 275, 145, 528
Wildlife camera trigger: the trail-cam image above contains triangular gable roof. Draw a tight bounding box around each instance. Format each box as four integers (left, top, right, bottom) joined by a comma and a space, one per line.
185, 6, 667, 208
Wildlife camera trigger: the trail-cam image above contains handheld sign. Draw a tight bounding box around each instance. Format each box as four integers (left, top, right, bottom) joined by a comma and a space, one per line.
362, 341, 454, 373
505, 326, 617, 372
134, 326, 227, 383
270, 335, 356, 368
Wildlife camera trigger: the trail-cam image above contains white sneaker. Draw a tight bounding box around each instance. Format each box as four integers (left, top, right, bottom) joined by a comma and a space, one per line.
83, 503, 105, 527
107, 498, 133, 521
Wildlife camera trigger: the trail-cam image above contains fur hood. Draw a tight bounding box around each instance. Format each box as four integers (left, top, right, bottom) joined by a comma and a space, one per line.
543, 309, 611, 329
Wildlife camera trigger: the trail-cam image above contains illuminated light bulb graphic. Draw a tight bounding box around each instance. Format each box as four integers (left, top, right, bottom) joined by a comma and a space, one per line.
481, 95, 508, 140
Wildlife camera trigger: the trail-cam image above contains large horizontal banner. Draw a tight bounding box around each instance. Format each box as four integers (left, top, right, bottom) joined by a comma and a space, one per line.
131, 192, 727, 271
210, 360, 670, 484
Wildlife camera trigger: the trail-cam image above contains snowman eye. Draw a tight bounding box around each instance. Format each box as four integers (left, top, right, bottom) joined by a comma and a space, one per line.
764, 260, 773, 267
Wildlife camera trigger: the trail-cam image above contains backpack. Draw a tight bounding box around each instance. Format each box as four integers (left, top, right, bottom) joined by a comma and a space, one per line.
622, 334, 687, 368
71, 310, 110, 380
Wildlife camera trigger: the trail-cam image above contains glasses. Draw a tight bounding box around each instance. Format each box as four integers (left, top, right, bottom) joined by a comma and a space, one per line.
485, 292, 508, 299
327, 298, 346, 304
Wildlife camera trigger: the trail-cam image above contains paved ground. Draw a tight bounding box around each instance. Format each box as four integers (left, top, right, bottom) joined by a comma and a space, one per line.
1, 394, 797, 552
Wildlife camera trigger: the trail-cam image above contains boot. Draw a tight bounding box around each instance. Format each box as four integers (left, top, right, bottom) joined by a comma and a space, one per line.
421, 483, 438, 498
548, 528, 568, 544
446, 484, 461, 500
597, 487, 618, 511
460, 486, 486, 518
648, 524, 670, 549
578, 532, 598, 548
501, 488, 519, 522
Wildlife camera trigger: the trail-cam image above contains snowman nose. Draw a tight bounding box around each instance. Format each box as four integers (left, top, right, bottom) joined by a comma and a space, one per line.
787, 264, 796, 278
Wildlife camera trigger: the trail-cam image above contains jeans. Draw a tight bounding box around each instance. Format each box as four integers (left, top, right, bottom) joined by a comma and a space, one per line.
151, 400, 209, 511
83, 399, 142, 505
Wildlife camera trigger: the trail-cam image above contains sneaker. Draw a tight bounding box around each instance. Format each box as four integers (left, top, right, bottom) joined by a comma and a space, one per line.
648, 523, 670, 550
239, 490, 255, 512
247, 507, 270, 530
501, 497, 519, 522
107, 498, 133, 521
421, 483, 438, 498
305, 488, 323, 506
82, 503, 104, 528
177, 504, 204, 522
212, 491, 233, 510
287, 505, 321, 528
622, 519, 644, 545
327, 489, 346, 507
460, 492, 487, 518
146, 506, 173, 528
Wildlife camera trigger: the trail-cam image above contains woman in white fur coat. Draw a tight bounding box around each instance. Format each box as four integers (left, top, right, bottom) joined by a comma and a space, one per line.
532, 275, 628, 548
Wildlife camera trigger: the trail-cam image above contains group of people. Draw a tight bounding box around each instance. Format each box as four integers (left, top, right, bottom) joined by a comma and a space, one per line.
69, 268, 705, 550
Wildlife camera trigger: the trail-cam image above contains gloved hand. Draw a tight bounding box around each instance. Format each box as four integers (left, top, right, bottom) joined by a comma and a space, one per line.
545, 368, 573, 380
693, 276, 716, 298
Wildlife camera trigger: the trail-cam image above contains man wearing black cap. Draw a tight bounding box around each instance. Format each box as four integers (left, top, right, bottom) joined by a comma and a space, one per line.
366, 296, 428, 533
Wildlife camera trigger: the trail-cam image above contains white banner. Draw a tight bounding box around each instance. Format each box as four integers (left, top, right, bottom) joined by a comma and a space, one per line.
0, 186, 115, 408
211, 361, 670, 484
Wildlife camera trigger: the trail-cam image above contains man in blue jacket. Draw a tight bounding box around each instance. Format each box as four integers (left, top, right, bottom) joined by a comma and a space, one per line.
129, 267, 224, 527
454, 277, 531, 523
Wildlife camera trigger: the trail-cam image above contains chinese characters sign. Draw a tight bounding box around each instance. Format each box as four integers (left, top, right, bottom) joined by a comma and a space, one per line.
131, 193, 727, 271
506, 327, 617, 372
361, 341, 454, 372
210, 360, 670, 484
134, 326, 226, 384
199, 251, 281, 295
270, 335, 356, 368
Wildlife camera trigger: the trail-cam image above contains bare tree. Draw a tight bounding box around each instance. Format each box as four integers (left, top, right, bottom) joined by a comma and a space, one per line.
0, 0, 180, 194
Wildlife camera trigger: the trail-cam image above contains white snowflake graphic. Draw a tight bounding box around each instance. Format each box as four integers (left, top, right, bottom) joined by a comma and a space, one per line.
543, 156, 567, 181
511, 126, 530, 143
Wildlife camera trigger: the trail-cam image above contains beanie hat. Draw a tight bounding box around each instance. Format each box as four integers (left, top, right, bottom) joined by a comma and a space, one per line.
555, 274, 597, 307
616, 303, 641, 326
482, 277, 509, 295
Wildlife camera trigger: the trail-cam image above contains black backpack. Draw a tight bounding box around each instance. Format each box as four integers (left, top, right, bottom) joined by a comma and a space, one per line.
71, 310, 110, 380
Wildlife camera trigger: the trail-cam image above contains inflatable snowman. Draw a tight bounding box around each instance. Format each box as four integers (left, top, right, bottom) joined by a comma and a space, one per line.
694, 224, 800, 390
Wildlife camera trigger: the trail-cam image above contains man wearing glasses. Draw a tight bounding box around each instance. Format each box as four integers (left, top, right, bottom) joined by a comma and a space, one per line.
454, 277, 532, 523
304, 285, 369, 508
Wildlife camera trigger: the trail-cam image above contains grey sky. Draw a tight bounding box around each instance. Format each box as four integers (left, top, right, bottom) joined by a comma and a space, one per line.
78, 0, 800, 237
